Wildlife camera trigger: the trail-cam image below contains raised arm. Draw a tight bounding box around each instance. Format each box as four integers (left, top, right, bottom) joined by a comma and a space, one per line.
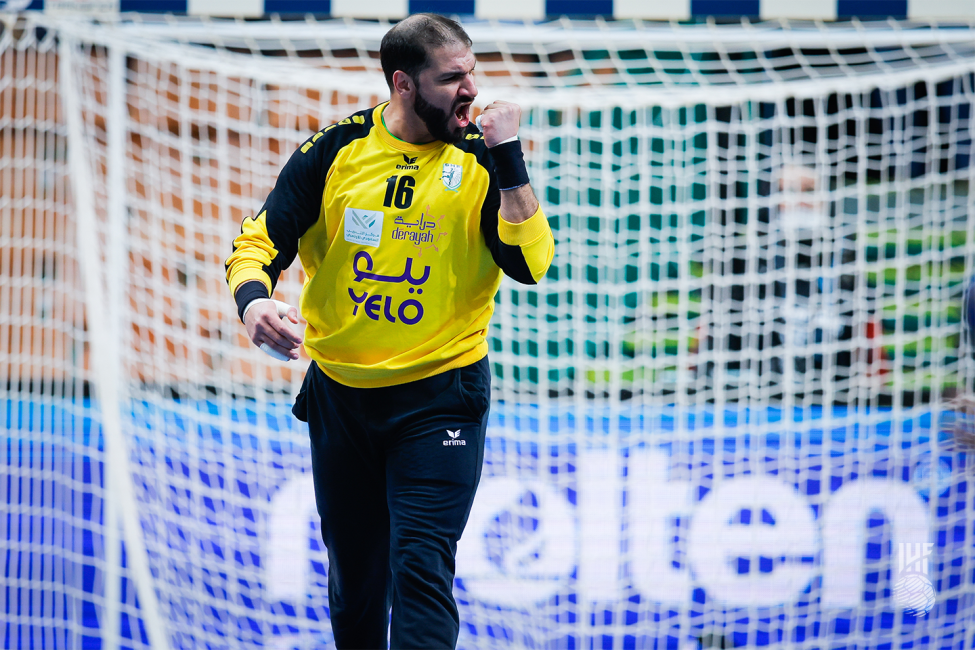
477, 100, 555, 284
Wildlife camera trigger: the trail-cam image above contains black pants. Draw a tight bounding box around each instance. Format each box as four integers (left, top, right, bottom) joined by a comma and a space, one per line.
292, 357, 490, 650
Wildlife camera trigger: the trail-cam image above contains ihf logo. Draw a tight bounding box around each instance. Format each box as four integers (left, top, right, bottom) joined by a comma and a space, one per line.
893, 542, 935, 615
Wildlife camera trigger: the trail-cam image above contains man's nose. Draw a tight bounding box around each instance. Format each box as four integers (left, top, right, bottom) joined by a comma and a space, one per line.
460, 73, 477, 97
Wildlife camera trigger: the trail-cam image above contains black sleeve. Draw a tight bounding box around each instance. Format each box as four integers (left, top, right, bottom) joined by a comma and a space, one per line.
234, 281, 273, 322
229, 109, 374, 319
261, 147, 326, 279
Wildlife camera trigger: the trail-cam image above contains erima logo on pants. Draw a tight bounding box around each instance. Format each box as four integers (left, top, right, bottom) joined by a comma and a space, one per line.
443, 429, 465, 446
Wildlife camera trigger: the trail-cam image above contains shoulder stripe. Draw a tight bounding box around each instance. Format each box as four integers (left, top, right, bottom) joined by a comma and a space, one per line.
300, 107, 374, 156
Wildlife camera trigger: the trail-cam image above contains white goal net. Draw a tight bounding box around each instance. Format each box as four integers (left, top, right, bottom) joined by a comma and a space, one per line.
2, 13, 975, 650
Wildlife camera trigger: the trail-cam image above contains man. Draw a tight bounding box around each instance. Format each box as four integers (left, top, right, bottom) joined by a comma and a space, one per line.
224, 13, 554, 650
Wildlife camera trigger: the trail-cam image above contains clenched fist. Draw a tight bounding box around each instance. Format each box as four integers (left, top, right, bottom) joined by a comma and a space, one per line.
476, 100, 521, 148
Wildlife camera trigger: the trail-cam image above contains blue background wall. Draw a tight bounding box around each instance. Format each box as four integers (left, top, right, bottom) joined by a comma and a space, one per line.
6, 0, 974, 19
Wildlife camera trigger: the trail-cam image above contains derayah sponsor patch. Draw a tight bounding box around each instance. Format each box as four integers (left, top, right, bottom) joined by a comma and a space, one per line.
344, 208, 384, 247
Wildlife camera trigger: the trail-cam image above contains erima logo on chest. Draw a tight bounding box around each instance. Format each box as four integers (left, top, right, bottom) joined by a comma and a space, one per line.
443, 429, 466, 446
397, 154, 420, 171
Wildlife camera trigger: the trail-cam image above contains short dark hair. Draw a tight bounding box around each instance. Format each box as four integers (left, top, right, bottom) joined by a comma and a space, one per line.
380, 14, 472, 90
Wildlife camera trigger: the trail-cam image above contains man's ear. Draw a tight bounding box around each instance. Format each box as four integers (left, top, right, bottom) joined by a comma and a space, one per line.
391, 70, 415, 99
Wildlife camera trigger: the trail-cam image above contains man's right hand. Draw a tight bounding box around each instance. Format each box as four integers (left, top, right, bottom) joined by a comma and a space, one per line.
244, 299, 303, 361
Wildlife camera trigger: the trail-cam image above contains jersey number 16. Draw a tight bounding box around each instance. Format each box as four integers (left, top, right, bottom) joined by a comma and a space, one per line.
384, 175, 415, 210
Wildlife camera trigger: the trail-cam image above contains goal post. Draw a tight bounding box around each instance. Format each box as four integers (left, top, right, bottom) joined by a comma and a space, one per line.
3, 13, 975, 649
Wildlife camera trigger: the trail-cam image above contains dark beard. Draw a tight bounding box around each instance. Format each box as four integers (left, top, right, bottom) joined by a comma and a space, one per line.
413, 81, 465, 145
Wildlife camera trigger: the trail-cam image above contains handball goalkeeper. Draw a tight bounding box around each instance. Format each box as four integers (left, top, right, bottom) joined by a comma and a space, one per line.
225, 13, 554, 649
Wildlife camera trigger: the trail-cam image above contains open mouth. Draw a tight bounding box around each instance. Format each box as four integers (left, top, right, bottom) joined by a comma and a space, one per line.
454, 102, 472, 128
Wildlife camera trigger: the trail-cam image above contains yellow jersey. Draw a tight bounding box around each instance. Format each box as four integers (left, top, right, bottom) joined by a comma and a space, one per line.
226, 103, 554, 388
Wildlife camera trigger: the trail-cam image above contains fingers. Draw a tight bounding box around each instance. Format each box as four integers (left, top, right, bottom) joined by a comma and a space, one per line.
248, 301, 303, 343
245, 300, 303, 361
259, 319, 300, 349
481, 100, 520, 119
477, 100, 522, 147
255, 328, 300, 361
270, 299, 300, 324
260, 342, 294, 362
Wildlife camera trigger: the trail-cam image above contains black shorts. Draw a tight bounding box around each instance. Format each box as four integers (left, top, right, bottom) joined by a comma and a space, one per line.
291, 357, 491, 649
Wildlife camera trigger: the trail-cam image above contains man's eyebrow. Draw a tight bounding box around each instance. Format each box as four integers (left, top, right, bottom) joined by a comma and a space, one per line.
439, 61, 476, 80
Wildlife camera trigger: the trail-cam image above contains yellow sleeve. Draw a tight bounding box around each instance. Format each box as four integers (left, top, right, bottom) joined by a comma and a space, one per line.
225, 210, 277, 297
498, 205, 555, 283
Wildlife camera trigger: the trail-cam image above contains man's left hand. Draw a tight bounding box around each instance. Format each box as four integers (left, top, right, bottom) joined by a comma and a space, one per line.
478, 100, 521, 147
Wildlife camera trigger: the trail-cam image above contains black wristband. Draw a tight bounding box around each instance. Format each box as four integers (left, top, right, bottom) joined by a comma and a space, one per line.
491, 140, 530, 191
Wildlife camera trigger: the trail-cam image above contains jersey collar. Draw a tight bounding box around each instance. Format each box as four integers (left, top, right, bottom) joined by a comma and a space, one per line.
375, 103, 445, 153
